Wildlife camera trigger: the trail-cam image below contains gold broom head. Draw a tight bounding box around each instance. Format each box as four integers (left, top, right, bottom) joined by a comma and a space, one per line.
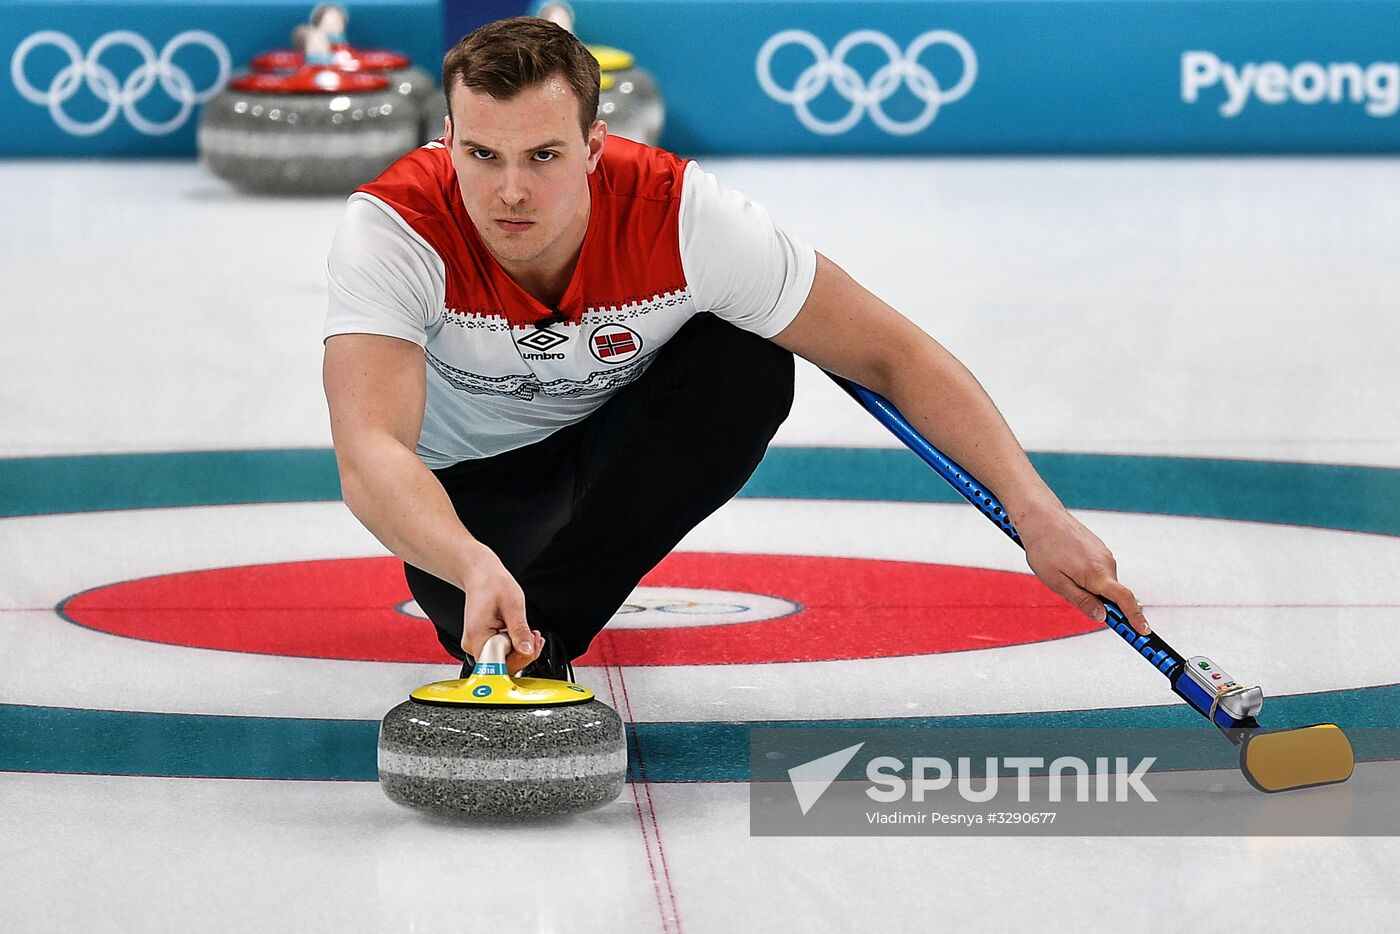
1240, 724, 1354, 793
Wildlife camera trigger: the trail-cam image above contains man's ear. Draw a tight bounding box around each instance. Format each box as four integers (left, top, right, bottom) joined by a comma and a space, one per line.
585, 120, 608, 171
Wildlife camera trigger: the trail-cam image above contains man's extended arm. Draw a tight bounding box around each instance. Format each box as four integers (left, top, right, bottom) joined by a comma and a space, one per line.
771, 253, 1151, 635
322, 332, 545, 667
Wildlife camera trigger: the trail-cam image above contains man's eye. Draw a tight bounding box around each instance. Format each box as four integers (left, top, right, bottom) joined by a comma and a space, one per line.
533, 151, 557, 162
470, 149, 494, 160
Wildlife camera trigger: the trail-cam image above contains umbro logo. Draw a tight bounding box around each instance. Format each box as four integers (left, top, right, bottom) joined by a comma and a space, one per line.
517, 328, 569, 360
517, 329, 569, 351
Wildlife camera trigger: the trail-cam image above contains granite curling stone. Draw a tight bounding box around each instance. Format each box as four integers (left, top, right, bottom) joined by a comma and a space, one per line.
534, 2, 665, 145
198, 50, 419, 195
378, 634, 627, 820
252, 5, 438, 142
591, 46, 665, 146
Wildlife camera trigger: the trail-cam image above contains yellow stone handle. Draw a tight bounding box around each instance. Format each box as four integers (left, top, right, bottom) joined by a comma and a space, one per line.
469, 633, 515, 677
479, 633, 512, 664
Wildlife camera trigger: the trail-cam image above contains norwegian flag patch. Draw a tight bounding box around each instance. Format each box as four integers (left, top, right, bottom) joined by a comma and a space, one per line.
590, 324, 643, 364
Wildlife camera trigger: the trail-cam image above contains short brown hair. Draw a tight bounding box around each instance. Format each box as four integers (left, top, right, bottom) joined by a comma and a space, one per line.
442, 17, 600, 138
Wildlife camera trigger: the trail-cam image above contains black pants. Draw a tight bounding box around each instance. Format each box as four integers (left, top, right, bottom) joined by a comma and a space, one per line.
404, 313, 795, 664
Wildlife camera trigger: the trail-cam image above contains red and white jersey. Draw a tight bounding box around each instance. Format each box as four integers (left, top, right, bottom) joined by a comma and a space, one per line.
324, 136, 816, 467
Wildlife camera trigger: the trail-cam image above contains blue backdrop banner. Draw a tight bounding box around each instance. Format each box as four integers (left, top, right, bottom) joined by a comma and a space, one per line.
443, 0, 528, 50
565, 0, 1400, 154
3, 0, 442, 156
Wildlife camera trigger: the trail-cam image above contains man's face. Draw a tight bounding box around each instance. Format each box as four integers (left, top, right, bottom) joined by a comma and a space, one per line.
446, 75, 605, 274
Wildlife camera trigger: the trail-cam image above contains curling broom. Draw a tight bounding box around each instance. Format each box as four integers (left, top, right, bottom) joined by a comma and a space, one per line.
830, 374, 1354, 793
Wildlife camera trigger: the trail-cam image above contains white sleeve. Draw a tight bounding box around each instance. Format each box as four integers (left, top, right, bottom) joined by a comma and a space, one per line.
678, 161, 817, 338
323, 194, 444, 346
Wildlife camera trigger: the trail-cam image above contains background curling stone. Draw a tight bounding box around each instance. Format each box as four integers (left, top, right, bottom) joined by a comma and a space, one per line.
252, 5, 438, 142
378, 634, 627, 820
590, 46, 665, 146
199, 38, 418, 194
531, 2, 665, 145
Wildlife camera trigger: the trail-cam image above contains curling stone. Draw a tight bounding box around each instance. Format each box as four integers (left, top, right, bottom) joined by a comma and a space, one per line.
378, 634, 627, 820
251, 5, 438, 142
199, 38, 419, 194
591, 46, 665, 146
533, 1, 665, 145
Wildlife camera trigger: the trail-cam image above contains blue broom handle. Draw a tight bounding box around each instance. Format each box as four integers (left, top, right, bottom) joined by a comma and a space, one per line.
829, 374, 1184, 682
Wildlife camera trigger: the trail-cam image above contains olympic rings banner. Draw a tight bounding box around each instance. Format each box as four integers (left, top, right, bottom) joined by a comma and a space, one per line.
570, 0, 1400, 153
1, 0, 442, 155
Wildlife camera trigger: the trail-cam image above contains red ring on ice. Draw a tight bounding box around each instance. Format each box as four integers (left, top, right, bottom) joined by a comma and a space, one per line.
58, 553, 1098, 666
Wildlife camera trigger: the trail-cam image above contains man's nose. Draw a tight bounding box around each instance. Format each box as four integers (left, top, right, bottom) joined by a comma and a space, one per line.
499, 167, 527, 207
